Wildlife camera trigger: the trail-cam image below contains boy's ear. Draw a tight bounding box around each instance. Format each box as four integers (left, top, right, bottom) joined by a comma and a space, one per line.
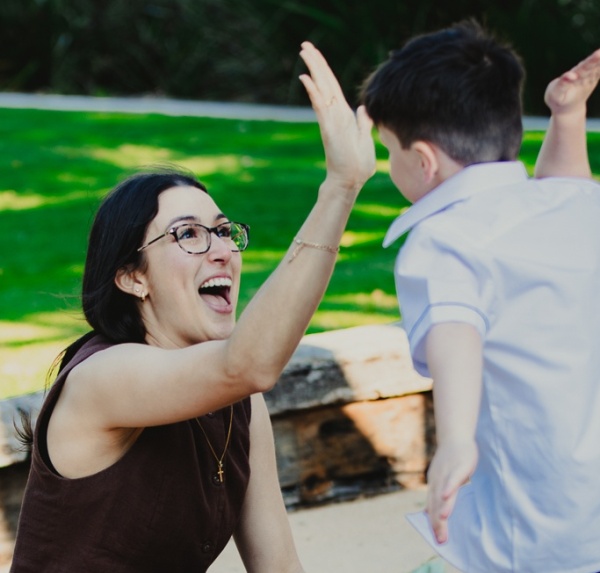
115, 266, 147, 300
412, 141, 440, 184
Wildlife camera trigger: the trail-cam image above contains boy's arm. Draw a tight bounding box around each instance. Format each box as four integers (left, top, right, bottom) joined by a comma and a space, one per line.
424, 322, 483, 544
534, 49, 600, 179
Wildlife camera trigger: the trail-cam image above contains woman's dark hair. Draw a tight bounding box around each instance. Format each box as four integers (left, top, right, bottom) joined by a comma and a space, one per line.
16, 167, 207, 450
70, 167, 208, 364
84, 169, 207, 342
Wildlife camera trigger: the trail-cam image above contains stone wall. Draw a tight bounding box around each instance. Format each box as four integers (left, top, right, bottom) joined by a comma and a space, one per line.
0, 391, 38, 570
264, 323, 434, 505
0, 322, 433, 566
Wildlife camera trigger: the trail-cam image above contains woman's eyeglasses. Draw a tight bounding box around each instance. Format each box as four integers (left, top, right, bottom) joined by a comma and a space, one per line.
137, 221, 250, 254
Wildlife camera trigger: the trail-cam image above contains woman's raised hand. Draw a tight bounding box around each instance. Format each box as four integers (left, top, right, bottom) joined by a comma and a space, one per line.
299, 42, 376, 195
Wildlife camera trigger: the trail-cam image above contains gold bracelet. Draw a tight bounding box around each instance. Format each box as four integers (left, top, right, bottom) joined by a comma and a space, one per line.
288, 237, 340, 262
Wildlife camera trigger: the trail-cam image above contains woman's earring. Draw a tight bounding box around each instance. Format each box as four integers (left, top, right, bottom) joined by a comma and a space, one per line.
141, 292, 146, 302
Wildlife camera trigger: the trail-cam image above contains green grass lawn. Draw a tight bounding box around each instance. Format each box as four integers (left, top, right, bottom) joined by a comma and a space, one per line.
2, 107, 600, 399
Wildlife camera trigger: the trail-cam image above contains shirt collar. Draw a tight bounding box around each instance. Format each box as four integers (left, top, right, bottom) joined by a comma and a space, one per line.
382, 161, 529, 248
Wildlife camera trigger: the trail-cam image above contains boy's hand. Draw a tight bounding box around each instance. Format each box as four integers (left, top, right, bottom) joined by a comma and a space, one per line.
426, 438, 478, 544
298, 42, 375, 194
425, 322, 483, 544
535, 48, 600, 178
544, 48, 600, 118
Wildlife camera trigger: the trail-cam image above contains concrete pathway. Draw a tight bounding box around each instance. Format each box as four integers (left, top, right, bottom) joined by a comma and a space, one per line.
211, 488, 444, 573
0, 92, 316, 122
2, 90, 600, 130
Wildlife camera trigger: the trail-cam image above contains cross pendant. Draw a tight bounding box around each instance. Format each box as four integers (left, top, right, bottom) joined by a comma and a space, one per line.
217, 462, 224, 483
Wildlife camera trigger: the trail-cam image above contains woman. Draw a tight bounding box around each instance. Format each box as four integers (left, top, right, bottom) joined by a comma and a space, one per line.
10, 42, 375, 573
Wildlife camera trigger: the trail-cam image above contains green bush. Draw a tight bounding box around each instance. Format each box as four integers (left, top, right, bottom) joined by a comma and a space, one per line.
1, 0, 599, 114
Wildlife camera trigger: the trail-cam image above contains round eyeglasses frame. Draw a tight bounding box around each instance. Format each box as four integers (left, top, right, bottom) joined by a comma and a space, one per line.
137, 221, 250, 255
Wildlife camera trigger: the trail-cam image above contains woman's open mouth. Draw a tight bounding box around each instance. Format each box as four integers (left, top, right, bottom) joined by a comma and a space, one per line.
198, 277, 232, 308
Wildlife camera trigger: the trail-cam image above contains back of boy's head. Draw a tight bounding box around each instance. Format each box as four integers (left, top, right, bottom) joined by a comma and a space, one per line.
360, 20, 524, 165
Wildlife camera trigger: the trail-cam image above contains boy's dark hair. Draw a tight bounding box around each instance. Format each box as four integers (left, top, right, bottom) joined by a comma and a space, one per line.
360, 20, 525, 165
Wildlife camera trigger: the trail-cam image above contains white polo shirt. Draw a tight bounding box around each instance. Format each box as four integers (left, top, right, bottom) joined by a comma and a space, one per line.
384, 162, 600, 573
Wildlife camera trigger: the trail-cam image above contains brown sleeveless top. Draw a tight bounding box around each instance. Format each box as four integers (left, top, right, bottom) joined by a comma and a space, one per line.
11, 335, 252, 573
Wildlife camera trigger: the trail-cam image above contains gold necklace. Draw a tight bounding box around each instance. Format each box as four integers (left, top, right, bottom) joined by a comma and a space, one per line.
194, 405, 234, 483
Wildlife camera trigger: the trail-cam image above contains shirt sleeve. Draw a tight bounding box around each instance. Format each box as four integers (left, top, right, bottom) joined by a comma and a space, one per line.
395, 224, 492, 376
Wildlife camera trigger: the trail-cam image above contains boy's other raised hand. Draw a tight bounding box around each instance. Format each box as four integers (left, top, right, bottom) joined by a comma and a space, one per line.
535, 48, 600, 179
544, 48, 600, 118
299, 42, 375, 195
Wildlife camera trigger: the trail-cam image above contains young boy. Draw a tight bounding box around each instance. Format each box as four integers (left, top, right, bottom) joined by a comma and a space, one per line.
355, 21, 600, 573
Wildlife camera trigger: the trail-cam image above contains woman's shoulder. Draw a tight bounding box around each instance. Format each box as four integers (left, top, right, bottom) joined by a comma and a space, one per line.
58, 332, 115, 375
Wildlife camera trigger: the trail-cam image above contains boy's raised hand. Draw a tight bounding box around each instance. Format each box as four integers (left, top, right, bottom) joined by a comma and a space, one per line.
535, 48, 600, 179
299, 42, 375, 194
544, 48, 600, 118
